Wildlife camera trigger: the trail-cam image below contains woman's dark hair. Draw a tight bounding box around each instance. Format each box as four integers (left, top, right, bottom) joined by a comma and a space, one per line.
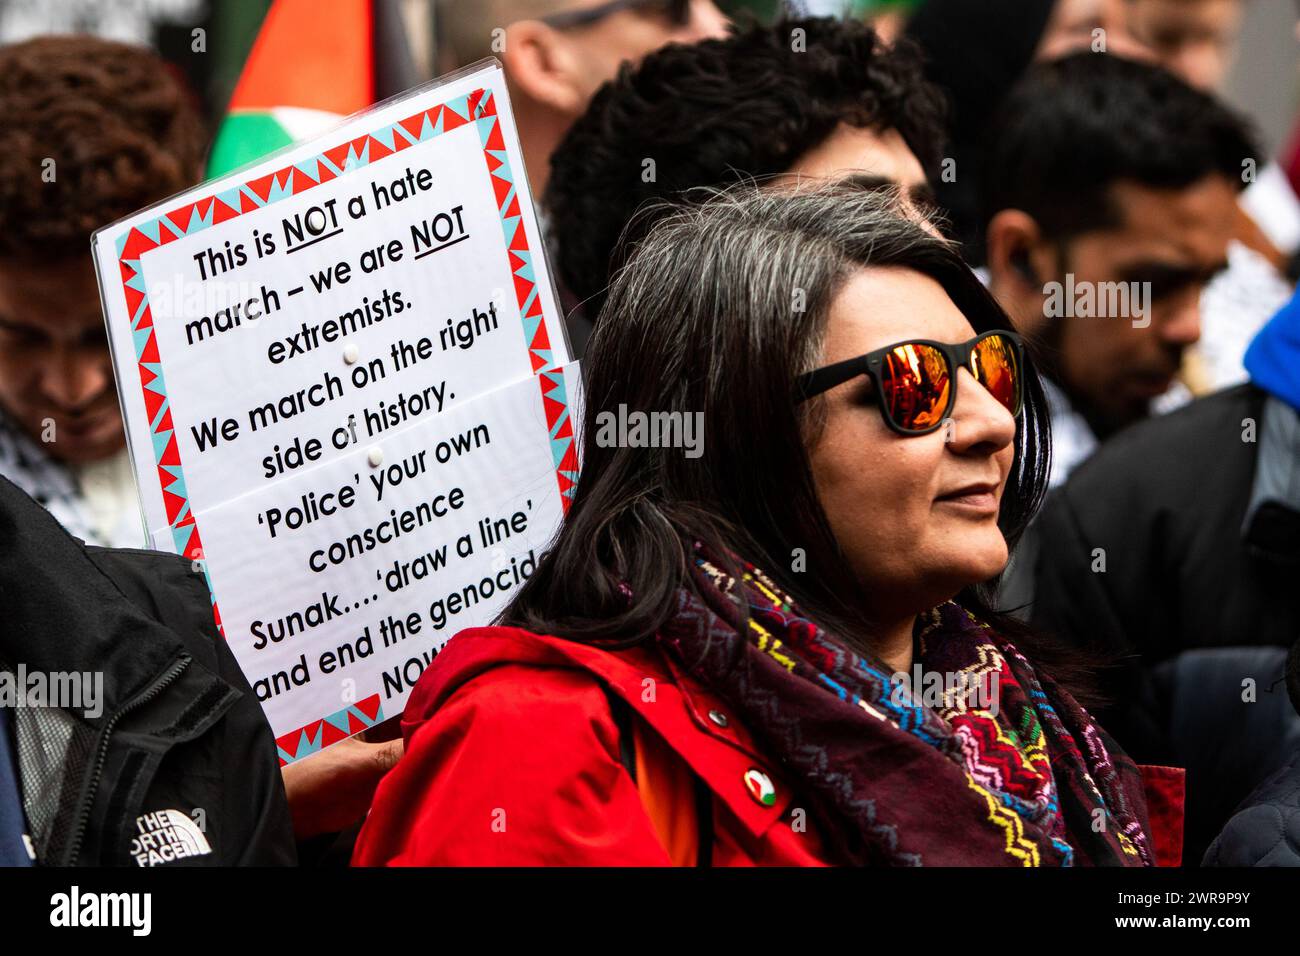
504, 183, 1098, 698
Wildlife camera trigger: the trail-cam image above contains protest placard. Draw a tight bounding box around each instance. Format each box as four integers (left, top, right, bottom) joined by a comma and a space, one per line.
92, 63, 579, 761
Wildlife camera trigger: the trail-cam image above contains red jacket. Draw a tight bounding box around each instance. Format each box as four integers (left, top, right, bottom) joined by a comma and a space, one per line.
352, 626, 1185, 866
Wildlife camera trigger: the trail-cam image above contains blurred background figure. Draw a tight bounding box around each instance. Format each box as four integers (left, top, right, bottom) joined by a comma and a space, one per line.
902, 0, 1060, 265
0, 35, 207, 547
1204, 626, 1300, 866
545, 16, 946, 347
1101, 0, 1300, 396
983, 53, 1255, 486
901, 0, 1148, 263
1029, 284, 1300, 866
905, 0, 1298, 409
1114, 0, 1244, 91
435, 0, 730, 195
1038, 0, 1146, 59
798, 0, 920, 42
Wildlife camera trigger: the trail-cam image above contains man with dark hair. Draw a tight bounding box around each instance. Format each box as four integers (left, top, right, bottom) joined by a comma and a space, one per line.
982, 51, 1258, 485
545, 16, 947, 329
0, 35, 208, 547
1105, 0, 1298, 402
1029, 289, 1300, 865
983, 51, 1289, 865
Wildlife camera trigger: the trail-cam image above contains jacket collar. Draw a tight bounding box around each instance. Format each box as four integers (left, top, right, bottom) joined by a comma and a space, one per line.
0, 476, 231, 734
1241, 394, 1300, 564
409, 626, 797, 840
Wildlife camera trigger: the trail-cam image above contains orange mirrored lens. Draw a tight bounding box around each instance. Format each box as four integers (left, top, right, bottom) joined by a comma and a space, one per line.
880, 343, 950, 430
970, 334, 1020, 414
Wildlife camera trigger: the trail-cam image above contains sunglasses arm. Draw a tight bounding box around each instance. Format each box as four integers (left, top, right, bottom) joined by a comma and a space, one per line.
793, 355, 871, 404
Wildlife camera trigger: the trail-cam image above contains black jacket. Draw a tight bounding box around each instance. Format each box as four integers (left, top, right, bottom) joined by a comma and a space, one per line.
1202, 634, 1300, 866
1204, 731, 1300, 866
1028, 384, 1300, 863
1030, 384, 1299, 760
0, 476, 295, 866
1144, 647, 1300, 865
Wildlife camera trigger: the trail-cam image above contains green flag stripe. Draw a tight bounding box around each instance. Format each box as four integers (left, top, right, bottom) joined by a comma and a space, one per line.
206, 111, 295, 179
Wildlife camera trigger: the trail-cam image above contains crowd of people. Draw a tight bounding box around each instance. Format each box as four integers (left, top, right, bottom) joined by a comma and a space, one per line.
2, 0, 1299, 868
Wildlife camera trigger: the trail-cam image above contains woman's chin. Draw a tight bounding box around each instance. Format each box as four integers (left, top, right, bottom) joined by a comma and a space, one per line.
948, 536, 1010, 587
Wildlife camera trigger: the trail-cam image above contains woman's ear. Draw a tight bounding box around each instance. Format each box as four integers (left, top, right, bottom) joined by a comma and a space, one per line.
500, 20, 589, 117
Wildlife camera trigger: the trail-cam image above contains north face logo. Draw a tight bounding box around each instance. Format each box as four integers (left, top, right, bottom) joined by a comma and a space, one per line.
130, 810, 212, 866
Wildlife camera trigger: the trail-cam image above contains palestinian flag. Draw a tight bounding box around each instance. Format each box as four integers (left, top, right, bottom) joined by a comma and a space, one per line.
207, 0, 419, 178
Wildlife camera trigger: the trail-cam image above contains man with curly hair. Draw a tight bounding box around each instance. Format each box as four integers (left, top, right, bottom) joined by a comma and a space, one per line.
544, 16, 948, 337
0, 34, 207, 547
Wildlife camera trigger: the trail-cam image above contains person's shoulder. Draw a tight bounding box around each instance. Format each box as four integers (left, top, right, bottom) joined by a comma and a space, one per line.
358, 630, 670, 866
84, 544, 201, 605
443, 636, 615, 711
396, 634, 631, 807
404, 625, 649, 737
1086, 383, 1261, 464
1204, 747, 1300, 866
84, 544, 222, 668
437, 658, 615, 739
1064, 384, 1263, 499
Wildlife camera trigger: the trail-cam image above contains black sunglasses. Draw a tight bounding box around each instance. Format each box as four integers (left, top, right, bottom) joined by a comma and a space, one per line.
794, 330, 1025, 436
540, 0, 692, 30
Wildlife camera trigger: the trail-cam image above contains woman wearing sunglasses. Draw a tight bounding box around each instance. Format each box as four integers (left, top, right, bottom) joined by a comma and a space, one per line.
354, 185, 1179, 867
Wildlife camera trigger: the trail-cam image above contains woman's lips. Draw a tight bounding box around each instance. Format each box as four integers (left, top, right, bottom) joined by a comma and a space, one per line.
935, 491, 999, 513
934, 484, 1000, 515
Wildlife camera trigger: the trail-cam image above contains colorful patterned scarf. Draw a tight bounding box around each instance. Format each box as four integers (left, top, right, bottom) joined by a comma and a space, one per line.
657, 549, 1154, 866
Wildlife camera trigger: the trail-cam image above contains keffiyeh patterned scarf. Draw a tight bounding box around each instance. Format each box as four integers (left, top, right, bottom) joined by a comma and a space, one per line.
0, 410, 96, 543
657, 548, 1153, 867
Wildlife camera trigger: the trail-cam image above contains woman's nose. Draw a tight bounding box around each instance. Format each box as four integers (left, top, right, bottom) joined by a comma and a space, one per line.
944, 367, 1017, 453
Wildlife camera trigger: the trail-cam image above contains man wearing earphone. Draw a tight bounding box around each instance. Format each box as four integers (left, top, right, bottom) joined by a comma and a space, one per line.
983, 53, 1254, 487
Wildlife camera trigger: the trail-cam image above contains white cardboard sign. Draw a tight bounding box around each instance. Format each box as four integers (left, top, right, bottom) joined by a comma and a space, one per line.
93, 64, 578, 761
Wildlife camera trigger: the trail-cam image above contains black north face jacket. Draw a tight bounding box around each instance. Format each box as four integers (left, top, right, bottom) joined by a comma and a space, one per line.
0, 476, 295, 866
